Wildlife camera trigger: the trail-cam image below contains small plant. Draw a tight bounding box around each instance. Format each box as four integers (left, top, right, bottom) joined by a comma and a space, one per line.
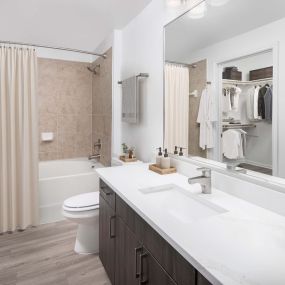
122, 143, 129, 155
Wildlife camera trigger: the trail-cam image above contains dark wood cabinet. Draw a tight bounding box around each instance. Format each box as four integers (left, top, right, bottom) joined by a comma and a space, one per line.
140, 247, 177, 285
116, 194, 196, 285
115, 216, 142, 285
100, 179, 116, 209
99, 194, 116, 284
197, 272, 213, 285
99, 179, 213, 285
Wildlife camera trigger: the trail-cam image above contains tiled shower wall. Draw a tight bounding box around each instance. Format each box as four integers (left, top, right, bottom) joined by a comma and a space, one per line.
38, 49, 112, 165
38, 58, 93, 161
92, 48, 112, 166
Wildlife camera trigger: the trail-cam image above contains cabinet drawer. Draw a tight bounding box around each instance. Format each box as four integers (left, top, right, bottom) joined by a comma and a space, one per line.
100, 179, 116, 210
116, 194, 196, 285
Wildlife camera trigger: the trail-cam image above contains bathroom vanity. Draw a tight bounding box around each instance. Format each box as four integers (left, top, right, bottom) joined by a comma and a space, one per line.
97, 163, 285, 285
99, 178, 208, 285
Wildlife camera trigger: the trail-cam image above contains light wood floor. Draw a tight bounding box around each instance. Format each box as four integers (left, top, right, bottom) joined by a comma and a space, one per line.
0, 221, 111, 285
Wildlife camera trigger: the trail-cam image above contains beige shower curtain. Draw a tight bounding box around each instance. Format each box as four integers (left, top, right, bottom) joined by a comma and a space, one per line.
164, 63, 189, 153
0, 46, 39, 233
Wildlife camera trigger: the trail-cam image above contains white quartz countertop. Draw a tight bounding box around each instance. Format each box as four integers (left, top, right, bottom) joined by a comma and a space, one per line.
96, 164, 285, 285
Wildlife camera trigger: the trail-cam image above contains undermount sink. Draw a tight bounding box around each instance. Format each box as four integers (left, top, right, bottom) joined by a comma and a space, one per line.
139, 184, 227, 224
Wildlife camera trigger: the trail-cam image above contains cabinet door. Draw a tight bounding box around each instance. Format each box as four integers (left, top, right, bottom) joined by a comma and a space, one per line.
115, 217, 142, 285
139, 248, 177, 285
197, 272, 213, 285
99, 194, 116, 284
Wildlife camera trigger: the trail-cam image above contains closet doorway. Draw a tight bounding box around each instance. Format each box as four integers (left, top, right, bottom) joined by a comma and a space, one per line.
217, 49, 276, 176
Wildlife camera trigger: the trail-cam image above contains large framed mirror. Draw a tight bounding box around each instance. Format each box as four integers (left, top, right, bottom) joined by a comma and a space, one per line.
164, 0, 285, 180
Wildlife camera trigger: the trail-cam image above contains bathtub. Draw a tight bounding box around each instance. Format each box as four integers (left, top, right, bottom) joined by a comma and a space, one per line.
39, 158, 103, 224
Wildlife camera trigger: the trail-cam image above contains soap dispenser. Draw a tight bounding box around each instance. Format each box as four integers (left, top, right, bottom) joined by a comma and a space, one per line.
174, 146, 178, 155
156, 147, 163, 167
179, 147, 186, 156
161, 149, 171, 169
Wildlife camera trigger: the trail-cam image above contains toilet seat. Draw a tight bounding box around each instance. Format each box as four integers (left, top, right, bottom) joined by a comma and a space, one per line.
63, 192, 99, 212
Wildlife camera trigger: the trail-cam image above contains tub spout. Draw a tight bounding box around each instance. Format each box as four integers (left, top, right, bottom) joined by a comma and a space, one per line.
88, 154, 101, 160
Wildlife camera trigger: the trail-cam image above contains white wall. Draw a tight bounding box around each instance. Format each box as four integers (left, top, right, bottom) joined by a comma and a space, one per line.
114, 0, 202, 162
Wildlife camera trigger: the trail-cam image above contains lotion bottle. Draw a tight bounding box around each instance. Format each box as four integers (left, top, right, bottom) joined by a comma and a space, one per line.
156, 147, 163, 167
161, 149, 171, 169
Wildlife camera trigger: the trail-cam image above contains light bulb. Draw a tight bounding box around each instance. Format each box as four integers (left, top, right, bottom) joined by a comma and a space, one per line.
188, 2, 207, 19
206, 0, 230, 7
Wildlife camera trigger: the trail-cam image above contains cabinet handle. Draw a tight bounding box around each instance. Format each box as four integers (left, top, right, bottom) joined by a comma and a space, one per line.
135, 247, 143, 278
109, 215, 116, 238
139, 252, 148, 284
101, 186, 112, 196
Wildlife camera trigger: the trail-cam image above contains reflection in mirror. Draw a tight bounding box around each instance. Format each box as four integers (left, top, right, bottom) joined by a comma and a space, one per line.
164, 0, 285, 178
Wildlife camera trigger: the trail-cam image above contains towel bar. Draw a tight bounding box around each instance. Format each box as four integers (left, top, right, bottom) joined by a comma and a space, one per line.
118, 73, 149, 85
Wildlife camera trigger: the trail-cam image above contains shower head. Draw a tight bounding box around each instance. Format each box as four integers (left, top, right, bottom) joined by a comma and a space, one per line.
87, 64, 100, 74
190, 64, 197, 68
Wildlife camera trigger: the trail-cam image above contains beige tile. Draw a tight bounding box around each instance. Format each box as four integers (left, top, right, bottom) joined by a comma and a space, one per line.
39, 152, 58, 161
58, 132, 76, 153
39, 137, 58, 153
39, 113, 57, 133
58, 115, 77, 134
92, 115, 104, 135
38, 52, 111, 161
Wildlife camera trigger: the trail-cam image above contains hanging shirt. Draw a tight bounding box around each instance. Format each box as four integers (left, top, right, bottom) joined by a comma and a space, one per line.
258, 85, 269, 119
247, 86, 255, 120
264, 86, 273, 122
197, 87, 217, 150
231, 86, 242, 111
222, 88, 232, 113
253, 86, 261, 120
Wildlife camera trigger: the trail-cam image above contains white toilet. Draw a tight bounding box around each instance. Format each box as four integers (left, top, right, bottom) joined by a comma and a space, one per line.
62, 191, 100, 254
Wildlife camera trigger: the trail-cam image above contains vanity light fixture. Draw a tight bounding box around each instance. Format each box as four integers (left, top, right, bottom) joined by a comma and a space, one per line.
206, 0, 230, 7
187, 2, 207, 19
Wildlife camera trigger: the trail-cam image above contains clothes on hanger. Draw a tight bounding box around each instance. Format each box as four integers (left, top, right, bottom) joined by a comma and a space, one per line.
222, 129, 246, 160
247, 84, 272, 121
258, 84, 270, 119
264, 86, 273, 121
222, 86, 241, 113
197, 86, 217, 150
253, 85, 261, 120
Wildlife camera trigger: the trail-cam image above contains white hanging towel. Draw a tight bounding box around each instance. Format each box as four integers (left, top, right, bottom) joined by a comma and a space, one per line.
222, 130, 243, 159
197, 87, 217, 150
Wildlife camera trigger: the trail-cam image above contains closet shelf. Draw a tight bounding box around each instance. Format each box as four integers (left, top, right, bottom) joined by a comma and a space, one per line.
223, 78, 272, 86
222, 124, 256, 129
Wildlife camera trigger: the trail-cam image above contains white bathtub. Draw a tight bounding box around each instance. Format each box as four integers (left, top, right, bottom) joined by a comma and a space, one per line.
39, 158, 103, 224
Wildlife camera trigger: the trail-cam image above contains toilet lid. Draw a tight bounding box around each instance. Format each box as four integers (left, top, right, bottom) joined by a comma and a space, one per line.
64, 192, 99, 209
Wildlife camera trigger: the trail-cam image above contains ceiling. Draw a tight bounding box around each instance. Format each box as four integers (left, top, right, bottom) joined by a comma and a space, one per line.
0, 0, 151, 52
165, 0, 285, 62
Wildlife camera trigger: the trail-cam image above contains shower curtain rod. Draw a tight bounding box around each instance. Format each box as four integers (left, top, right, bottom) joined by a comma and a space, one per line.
0, 40, 107, 59
165, 60, 196, 68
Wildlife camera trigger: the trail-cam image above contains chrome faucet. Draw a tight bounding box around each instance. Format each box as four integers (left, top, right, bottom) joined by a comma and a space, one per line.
188, 168, 212, 194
